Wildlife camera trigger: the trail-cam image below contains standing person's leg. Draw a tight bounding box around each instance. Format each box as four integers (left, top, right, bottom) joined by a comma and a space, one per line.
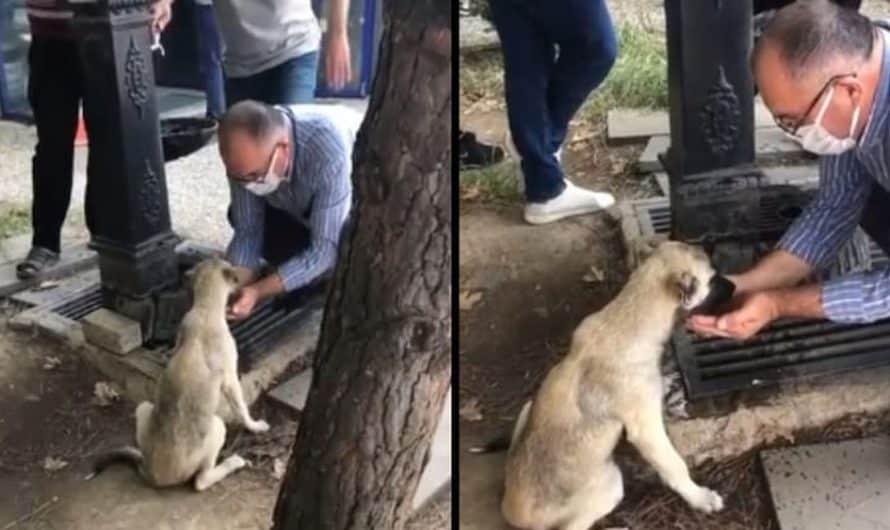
194, 3, 226, 119
18, 39, 80, 278
267, 51, 319, 104
489, 0, 562, 203
545, 0, 617, 155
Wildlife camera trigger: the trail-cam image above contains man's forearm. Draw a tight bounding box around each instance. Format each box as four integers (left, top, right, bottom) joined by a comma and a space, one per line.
734, 249, 813, 294
769, 283, 825, 320
252, 273, 285, 301
328, 0, 350, 36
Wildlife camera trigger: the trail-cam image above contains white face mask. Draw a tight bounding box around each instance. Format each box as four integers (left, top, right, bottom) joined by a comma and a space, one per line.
244, 146, 283, 196
791, 85, 861, 156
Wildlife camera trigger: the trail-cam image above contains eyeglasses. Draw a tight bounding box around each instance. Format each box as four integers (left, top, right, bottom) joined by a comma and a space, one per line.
773, 72, 856, 136
227, 145, 280, 183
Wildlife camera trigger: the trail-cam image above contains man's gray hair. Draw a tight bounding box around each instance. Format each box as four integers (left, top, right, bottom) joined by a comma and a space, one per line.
219, 100, 288, 145
760, 0, 874, 79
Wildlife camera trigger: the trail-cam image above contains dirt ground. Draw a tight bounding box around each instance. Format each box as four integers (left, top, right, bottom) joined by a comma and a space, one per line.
0, 302, 449, 530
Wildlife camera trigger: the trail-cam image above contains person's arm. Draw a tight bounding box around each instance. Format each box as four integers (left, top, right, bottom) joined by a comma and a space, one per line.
276, 157, 351, 292
821, 265, 890, 323
225, 181, 265, 281
325, 0, 352, 89
772, 153, 872, 275
689, 153, 871, 337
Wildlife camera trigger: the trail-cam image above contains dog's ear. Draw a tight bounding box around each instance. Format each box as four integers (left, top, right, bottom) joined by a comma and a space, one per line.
671, 271, 697, 305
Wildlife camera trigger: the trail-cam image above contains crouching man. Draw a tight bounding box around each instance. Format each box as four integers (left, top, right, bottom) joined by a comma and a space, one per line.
218, 100, 361, 319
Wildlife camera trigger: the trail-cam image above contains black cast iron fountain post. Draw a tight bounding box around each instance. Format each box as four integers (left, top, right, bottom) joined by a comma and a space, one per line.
69, 0, 188, 343
662, 0, 786, 273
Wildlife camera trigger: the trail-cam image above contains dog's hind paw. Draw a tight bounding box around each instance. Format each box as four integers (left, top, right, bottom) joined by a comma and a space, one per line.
689, 486, 724, 513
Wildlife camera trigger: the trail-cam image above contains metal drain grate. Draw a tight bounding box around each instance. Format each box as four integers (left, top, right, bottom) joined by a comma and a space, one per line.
674, 318, 890, 399
627, 196, 890, 400
48, 284, 322, 360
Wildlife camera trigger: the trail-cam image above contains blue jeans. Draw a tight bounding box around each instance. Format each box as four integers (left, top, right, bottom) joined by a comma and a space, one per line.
194, 3, 225, 118
224, 51, 319, 106
490, 0, 617, 202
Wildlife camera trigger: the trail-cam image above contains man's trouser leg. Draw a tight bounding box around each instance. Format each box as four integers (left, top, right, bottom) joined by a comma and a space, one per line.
860, 184, 890, 256
544, 0, 617, 153
489, 0, 564, 203
27, 38, 81, 254
224, 50, 319, 107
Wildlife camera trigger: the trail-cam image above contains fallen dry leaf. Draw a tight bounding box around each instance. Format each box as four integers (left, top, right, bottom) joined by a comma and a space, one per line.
459, 398, 483, 422
93, 381, 121, 407
460, 183, 483, 201
42, 356, 62, 370
272, 458, 286, 480
43, 456, 68, 472
34, 280, 61, 291
459, 290, 483, 311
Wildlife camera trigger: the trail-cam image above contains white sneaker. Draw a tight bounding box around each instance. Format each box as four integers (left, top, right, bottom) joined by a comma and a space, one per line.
523, 180, 615, 225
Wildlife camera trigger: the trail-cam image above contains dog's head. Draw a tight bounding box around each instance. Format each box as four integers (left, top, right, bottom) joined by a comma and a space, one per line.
184, 257, 241, 295
648, 241, 718, 311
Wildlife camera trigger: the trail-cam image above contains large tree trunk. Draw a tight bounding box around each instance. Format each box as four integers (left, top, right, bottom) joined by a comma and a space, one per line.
271, 0, 452, 528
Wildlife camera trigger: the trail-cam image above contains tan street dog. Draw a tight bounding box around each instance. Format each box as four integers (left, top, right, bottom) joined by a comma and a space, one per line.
88, 258, 269, 490
500, 241, 724, 530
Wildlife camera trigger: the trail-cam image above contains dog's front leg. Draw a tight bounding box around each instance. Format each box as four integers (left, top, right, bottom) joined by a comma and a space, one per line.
222, 374, 269, 433
624, 409, 723, 513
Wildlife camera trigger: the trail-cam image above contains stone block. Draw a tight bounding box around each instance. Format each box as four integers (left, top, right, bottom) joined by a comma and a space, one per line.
267, 369, 314, 414
82, 308, 142, 355
762, 436, 890, 530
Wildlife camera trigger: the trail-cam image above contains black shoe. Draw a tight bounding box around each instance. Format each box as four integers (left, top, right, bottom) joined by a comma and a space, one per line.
15, 246, 60, 280
459, 130, 505, 169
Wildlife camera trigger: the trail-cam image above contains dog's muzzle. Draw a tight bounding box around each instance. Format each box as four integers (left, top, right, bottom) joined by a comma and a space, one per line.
689, 275, 735, 315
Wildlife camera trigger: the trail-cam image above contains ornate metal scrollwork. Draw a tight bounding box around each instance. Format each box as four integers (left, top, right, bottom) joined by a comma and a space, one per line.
699, 66, 741, 156
140, 159, 162, 227
124, 36, 149, 119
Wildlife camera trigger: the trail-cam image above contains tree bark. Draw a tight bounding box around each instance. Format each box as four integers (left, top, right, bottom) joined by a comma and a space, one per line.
271, 0, 452, 528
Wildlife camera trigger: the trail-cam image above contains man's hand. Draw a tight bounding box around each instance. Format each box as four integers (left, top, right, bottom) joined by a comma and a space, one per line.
325, 31, 352, 90
151, 0, 173, 33
687, 291, 779, 340
227, 285, 260, 321
227, 273, 286, 320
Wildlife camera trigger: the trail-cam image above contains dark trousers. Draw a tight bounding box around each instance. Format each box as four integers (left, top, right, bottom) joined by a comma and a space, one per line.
224, 51, 319, 107
489, 0, 617, 202
27, 37, 98, 253
860, 185, 890, 256
261, 205, 310, 268
194, 3, 226, 119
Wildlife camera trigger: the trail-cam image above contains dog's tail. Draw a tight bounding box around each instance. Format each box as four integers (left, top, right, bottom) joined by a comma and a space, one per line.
84, 446, 144, 481
467, 432, 512, 454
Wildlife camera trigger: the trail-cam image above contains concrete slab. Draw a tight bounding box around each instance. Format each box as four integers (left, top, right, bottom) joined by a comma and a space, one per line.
459, 451, 511, 530
0, 243, 96, 298
413, 387, 452, 510
761, 436, 890, 530
267, 368, 314, 414
609, 99, 777, 144
636, 128, 808, 172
